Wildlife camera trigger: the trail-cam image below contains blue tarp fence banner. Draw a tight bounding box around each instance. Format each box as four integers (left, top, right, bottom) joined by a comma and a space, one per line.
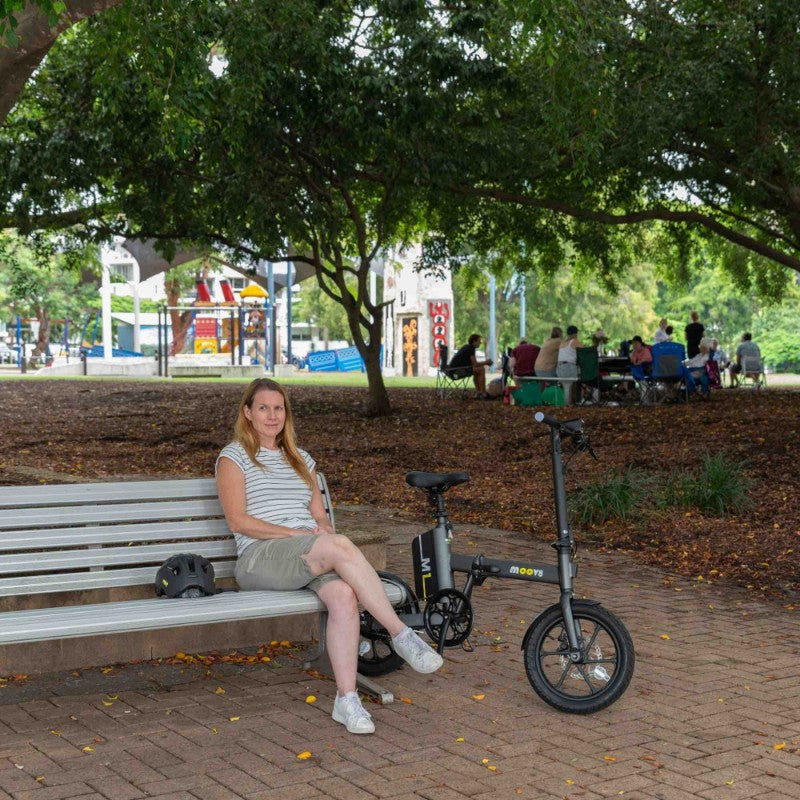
306, 350, 338, 372
335, 346, 365, 372
307, 345, 382, 373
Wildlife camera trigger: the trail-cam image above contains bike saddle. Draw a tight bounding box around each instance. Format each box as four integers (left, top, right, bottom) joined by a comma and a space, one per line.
405, 471, 470, 492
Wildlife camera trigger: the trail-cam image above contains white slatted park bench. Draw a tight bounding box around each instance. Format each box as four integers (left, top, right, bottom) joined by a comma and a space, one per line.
0, 475, 401, 702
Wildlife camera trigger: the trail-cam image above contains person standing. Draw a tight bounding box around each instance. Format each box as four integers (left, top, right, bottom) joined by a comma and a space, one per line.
685, 311, 705, 358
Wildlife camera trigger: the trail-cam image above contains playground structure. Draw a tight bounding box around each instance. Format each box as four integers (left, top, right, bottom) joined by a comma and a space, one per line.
159, 278, 370, 376
156, 279, 274, 376
9, 316, 74, 371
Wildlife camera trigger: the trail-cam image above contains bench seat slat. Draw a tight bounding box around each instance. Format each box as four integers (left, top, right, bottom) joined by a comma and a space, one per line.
0, 561, 237, 596
0, 479, 219, 509
0, 540, 236, 575
1, 499, 224, 531
0, 584, 404, 644
0, 519, 232, 552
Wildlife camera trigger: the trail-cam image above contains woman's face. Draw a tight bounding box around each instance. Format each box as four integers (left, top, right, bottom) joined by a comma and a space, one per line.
244, 388, 286, 446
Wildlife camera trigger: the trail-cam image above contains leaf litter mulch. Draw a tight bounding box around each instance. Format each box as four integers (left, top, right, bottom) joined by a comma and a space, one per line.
0, 378, 797, 606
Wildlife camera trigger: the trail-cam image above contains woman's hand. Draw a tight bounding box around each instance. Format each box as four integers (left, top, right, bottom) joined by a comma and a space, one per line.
311, 524, 334, 535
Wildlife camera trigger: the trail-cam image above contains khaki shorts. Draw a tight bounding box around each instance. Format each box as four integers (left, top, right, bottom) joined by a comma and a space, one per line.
235, 534, 340, 594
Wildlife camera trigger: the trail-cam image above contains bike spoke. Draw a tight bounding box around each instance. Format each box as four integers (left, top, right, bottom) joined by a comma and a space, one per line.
552, 660, 572, 691
581, 619, 602, 652
576, 664, 600, 694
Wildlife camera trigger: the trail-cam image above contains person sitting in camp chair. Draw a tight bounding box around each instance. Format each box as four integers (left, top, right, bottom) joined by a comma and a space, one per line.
449, 334, 493, 399
684, 338, 711, 399
729, 332, 761, 387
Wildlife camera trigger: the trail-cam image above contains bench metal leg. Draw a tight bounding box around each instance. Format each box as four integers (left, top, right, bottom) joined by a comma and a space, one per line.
301, 613, 395, 705
356, 673, 395, 705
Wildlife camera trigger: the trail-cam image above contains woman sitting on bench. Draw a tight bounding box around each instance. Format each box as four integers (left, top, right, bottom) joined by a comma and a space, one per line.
216, 379, 442, 735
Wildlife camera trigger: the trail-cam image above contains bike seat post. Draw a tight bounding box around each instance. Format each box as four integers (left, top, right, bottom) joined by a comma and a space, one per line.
429, 490, 455, 591
549, 427, 571, 542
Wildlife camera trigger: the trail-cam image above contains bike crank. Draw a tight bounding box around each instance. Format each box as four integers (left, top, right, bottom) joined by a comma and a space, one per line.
423, 588, 474, 650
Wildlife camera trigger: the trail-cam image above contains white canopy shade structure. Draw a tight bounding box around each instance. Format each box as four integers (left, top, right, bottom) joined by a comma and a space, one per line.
120, 239, 325, 289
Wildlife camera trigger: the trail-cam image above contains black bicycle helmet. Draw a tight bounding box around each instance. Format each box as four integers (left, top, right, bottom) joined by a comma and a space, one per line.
155, 553, 216, 598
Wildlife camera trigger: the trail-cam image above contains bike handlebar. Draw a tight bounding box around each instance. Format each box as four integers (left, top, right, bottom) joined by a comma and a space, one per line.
534, 413, 595, 460
534, 412, 584, 435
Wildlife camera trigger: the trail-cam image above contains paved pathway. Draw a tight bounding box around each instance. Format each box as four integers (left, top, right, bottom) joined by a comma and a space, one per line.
1, 508, 798, 800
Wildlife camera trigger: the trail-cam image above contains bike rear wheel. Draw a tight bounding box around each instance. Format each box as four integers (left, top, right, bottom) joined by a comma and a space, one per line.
358, 572, 419, 677
523, 600, 634, 714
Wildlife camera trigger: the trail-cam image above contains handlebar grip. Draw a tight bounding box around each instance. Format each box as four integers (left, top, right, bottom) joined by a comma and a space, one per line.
534, 411, 561, 427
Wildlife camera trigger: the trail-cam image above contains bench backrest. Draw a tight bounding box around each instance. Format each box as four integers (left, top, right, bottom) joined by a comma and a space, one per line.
0, 474, 334, 598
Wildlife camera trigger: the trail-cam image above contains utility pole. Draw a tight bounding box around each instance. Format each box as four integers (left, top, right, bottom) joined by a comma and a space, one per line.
488, 273, 496, 367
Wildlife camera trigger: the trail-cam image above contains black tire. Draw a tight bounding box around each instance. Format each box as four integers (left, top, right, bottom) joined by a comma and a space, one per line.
523, 600, 634, 714
358, 572, 419, 677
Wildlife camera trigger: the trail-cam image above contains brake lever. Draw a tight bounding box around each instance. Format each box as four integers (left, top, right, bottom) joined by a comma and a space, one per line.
572, 432, 598, 461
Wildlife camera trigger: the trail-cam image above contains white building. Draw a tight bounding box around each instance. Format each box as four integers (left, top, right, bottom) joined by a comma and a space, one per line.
381, 243, 455, 377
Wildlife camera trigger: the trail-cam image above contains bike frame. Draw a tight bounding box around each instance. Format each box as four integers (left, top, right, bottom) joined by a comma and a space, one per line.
398, 417, 583, 655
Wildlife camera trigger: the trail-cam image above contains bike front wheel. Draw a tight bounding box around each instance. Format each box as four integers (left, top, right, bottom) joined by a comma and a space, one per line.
522, 600, 634, 714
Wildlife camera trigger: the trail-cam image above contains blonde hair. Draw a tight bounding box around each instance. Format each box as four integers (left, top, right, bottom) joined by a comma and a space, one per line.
233, 379, 313, 488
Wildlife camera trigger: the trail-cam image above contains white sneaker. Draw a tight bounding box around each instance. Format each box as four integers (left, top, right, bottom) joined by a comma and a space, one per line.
392, 627, 444, 673
332, 692, 375, 734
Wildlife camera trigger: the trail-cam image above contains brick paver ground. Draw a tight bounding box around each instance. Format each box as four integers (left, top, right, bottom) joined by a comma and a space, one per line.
1, 507, 798, 800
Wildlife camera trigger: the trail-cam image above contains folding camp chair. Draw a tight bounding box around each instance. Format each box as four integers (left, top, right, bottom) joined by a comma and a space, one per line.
576, 347, 625, 405
649, 342, 689, 403
500, 350, 513, 388
630, 362, 657, 404
740, 356, 767, 389
435, 343, 473, 399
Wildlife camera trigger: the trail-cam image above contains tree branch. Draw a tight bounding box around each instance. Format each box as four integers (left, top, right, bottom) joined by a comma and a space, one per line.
1, 0, 125, 125
453, 185, 800, 272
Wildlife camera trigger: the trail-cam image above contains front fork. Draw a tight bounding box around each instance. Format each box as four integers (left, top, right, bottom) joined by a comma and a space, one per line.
550, 426, 583, 659
556, 538, 582, 658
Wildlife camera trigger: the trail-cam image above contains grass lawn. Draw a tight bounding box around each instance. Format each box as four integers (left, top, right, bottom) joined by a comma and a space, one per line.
2, 366, 798, 388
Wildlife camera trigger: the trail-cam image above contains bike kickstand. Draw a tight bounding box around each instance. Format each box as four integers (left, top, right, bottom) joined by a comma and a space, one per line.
461, 638, 475, 653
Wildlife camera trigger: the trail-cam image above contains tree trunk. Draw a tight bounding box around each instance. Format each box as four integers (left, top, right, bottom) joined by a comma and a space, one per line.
165, 275, 191, 355
361, 338, 391, 417
346, 306, 391, 417
30, 306, 50, 364
311, 247, 392, 416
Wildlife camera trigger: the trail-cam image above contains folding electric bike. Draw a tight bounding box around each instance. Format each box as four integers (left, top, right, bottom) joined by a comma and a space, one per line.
358, 412, 635, 713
